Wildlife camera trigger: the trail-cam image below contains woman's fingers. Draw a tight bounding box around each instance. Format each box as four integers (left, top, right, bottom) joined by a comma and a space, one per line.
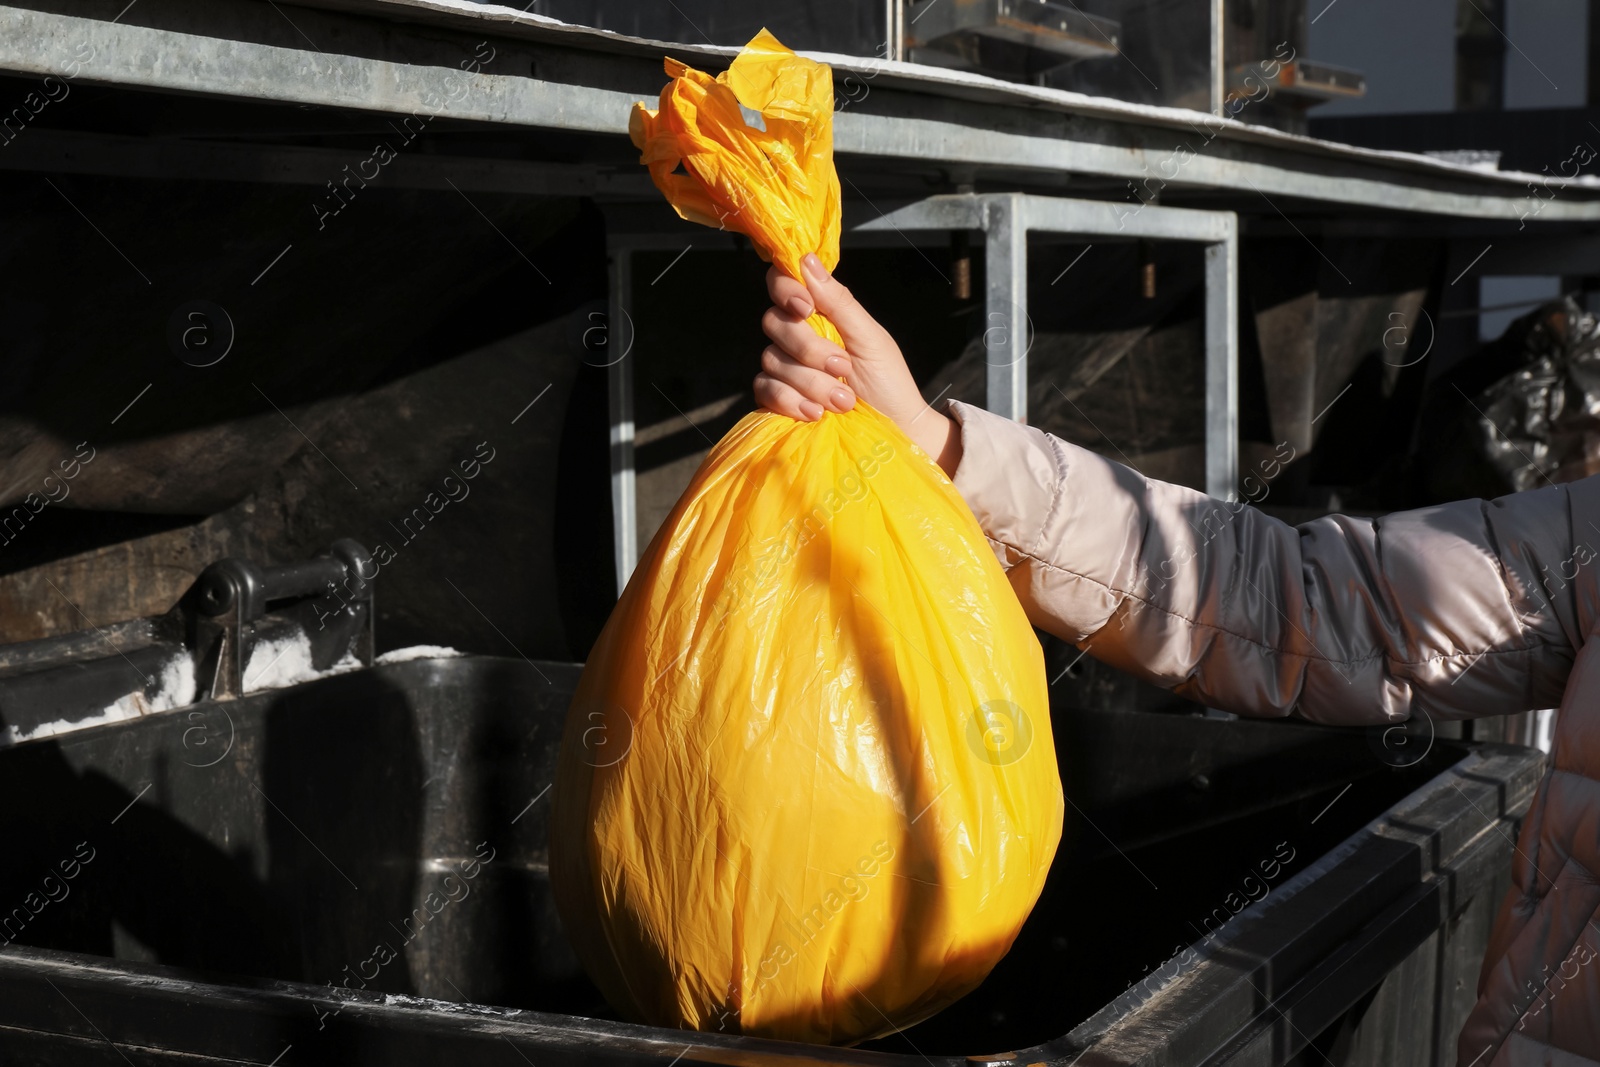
754, 373, 824, 422
760, 346, 855, 413
761, 257, 931, 435
761, 305, 851, 376
767, 265, 814, 319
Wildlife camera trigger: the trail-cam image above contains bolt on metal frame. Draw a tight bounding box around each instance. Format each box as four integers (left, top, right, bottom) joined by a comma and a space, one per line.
854, 193, 1240, 498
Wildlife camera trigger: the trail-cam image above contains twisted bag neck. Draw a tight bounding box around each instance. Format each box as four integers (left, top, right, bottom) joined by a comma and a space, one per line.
805, 310, 843, 347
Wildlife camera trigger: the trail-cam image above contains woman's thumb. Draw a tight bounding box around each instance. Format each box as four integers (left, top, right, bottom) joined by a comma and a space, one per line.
801, 254, 889, 356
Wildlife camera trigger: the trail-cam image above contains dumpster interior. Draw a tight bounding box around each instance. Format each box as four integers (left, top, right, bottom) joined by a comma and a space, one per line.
0, 639, 1468, 1058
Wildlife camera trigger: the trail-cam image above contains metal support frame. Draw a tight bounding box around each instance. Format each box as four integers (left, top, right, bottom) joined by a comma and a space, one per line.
602, 224, 746, 592
7, 3, 1600, 224
606, 247, 637, 594
1203, 238, 1239, 498
983, 198, 1030, 421
855, 193, 1240, 498
1210, 0, 1226, 117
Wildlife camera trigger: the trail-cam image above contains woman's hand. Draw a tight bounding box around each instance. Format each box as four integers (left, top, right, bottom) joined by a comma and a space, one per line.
754, 253, 962, 474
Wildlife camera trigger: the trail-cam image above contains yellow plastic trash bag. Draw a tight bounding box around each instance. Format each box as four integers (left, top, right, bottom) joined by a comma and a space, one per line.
550, 30, 1063, 1047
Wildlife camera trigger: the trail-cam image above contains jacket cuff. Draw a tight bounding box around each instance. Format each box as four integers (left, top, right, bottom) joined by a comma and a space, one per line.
945, 400, 1064, 567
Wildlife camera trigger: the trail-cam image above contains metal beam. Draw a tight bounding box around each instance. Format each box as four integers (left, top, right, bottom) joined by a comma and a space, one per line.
982, 194, 1030, 421
5, 5, 1600, 225
0, 6, 641, 138
1204, 230, 1239, 499
1210, 0, 1225, 118
832, 110, 1600, 224
858, 193, 1234, 242
607, 248, 637, 594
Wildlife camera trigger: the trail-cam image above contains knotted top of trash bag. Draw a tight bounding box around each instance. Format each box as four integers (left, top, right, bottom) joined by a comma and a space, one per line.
629, 28, 844, 344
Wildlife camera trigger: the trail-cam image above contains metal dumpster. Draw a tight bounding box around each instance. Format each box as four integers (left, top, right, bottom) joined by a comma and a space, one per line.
0, 553, 1540, 1066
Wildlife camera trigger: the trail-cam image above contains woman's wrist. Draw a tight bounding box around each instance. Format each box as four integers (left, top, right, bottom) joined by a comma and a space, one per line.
900, 407, 961, 477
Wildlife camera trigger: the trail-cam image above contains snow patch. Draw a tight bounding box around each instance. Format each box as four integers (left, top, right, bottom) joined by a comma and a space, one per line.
376, 645, 466, 664
4, 652, 197, 745
1424, 149, 1502, 172
243, 630, 364, 693
379, 991, 509, 1016
152, 652, 198, 711
7, 703, 140, 745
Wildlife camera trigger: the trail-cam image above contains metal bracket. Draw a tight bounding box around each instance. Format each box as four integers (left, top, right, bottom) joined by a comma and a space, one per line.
603, 193, 1240, 588
600, 220, 747, 593
853, 192, 1240, 498
189, 539, 375, 699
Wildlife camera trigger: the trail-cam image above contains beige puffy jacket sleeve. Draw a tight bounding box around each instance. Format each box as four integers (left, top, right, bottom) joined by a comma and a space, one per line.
945, 400, 1600, 727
